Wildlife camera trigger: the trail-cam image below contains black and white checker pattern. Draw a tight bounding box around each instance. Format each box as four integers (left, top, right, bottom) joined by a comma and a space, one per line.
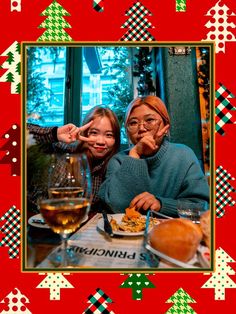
216, 166, 236, 218
0, 205, 20, 258
120, 1, 155, 41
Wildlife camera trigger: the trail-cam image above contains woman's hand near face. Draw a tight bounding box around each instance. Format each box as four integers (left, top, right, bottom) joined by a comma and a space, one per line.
129, 121, 170, 158
57, 123, 78, 143
129, 135, 157, 158
154, 123, 170, 146
130, 192, 161, 211
70, 121, 95, 143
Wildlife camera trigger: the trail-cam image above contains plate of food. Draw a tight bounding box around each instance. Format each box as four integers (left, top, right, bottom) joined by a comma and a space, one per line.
144, 211, 211, 268
28, 213, 89, 229
97, 207, 161, 236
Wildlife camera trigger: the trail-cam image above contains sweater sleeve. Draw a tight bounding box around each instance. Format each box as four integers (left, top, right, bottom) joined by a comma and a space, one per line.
27, 123, 78, 153
157, 151, 209, 217
27, 123, 58, 143
99, 154, 152, 213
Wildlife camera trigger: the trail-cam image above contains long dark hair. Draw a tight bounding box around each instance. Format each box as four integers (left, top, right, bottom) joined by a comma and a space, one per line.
77, 106, 120, 166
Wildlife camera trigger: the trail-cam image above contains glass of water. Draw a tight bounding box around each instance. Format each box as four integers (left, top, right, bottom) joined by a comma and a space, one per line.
177, 201, 205, 224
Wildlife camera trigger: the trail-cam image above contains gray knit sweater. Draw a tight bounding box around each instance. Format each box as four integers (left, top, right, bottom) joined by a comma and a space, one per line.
99, 138, 209, 217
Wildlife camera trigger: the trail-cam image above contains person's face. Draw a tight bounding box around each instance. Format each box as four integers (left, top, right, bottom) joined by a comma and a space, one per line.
87, 116, 115, 159
127, 104, 165, 145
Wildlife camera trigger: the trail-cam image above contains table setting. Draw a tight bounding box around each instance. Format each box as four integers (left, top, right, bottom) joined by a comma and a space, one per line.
27, 206, 211, 270
26, 152, 211, 271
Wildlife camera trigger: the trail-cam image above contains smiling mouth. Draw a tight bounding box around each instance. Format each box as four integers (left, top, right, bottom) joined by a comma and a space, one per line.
94, 147, 106, 151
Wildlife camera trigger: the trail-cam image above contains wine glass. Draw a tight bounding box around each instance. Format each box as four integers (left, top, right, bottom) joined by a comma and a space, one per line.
39, 153, 92, 268
39, 197, 90, 268
48, 153, 91, 200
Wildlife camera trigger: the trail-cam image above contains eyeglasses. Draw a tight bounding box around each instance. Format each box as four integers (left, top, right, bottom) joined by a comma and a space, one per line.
127, 118, 159, 133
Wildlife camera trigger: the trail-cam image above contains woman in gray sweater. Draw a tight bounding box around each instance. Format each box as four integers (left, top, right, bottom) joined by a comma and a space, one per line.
99, 95, 209, 217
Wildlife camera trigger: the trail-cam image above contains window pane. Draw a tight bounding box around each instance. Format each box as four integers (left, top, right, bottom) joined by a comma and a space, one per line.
82, 47, 133, 144
26, 46, 134, 144
27, 47, 66, 127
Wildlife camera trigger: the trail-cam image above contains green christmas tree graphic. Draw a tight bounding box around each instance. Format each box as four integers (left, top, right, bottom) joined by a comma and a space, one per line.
38, 0, 72, 41
165, 288, 196, 313
6, 51, 14, 64
0, 41, 21, 94
176, 0, 186, 12
6, 72, 14, 83
120, 273, 155, 300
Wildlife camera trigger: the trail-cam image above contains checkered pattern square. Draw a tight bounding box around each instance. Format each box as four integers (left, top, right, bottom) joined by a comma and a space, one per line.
0, 205, 20, 258
124, 1, 152, 17
216, 166, 236, 218
93, 0, 104, 12
215, 83, 236, 135
121, 16, 153, 29
84, 288, 114, 314
121, 28, 155, 41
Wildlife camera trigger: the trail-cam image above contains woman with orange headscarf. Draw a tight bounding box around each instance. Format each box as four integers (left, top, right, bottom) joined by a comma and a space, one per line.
99, 95, 209, 217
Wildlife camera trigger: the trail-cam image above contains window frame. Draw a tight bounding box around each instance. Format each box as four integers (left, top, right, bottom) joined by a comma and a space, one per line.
64, 47, 83, 126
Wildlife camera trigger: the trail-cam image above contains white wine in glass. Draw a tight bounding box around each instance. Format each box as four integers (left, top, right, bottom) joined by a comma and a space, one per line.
48, 186, 84, 199
41, 153, 92, 267
39, 198, 90, 267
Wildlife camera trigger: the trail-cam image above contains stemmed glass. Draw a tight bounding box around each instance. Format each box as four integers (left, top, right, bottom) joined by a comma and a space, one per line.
47, 153, 91, 200
39, 153, 92, 268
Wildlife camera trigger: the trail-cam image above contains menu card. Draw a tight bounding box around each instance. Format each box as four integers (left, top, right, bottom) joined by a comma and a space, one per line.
37, 214, 149, 269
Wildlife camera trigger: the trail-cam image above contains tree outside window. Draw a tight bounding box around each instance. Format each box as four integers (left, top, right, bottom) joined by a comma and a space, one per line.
26, 45, 134, 144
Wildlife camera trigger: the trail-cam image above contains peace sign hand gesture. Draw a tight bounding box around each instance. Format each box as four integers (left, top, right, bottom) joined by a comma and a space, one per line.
129, 122, 170, 158
70, 121, 95, 143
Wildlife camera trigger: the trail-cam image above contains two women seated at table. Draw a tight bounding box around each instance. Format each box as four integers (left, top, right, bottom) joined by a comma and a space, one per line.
28, 95, 209, 217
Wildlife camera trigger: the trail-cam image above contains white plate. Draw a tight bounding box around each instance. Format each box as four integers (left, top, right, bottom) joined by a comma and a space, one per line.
97, 213, 146, 236
28, 213, 89, 229
28, 214, 49, 229
144, 243, 210, 269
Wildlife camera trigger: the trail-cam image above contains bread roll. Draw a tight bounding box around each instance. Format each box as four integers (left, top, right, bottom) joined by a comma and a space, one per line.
200, 210, 210, 248
149, 218, 203, 262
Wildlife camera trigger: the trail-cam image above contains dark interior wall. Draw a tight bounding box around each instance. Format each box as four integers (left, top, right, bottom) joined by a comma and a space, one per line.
156, 47, 204, 167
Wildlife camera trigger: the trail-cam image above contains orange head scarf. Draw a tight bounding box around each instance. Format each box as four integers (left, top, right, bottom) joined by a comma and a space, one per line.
125, 95, 170, 128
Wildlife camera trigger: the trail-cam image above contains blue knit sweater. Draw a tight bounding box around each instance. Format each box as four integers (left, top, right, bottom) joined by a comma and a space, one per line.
99, 138, 209, 217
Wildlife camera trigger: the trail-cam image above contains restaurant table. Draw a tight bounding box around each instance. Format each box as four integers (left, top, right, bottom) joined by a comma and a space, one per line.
27, 213, 209, 270
33, 214, 152, 269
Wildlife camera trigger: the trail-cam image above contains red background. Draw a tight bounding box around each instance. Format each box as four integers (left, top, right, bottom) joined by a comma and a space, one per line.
0, 0, 236, 312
